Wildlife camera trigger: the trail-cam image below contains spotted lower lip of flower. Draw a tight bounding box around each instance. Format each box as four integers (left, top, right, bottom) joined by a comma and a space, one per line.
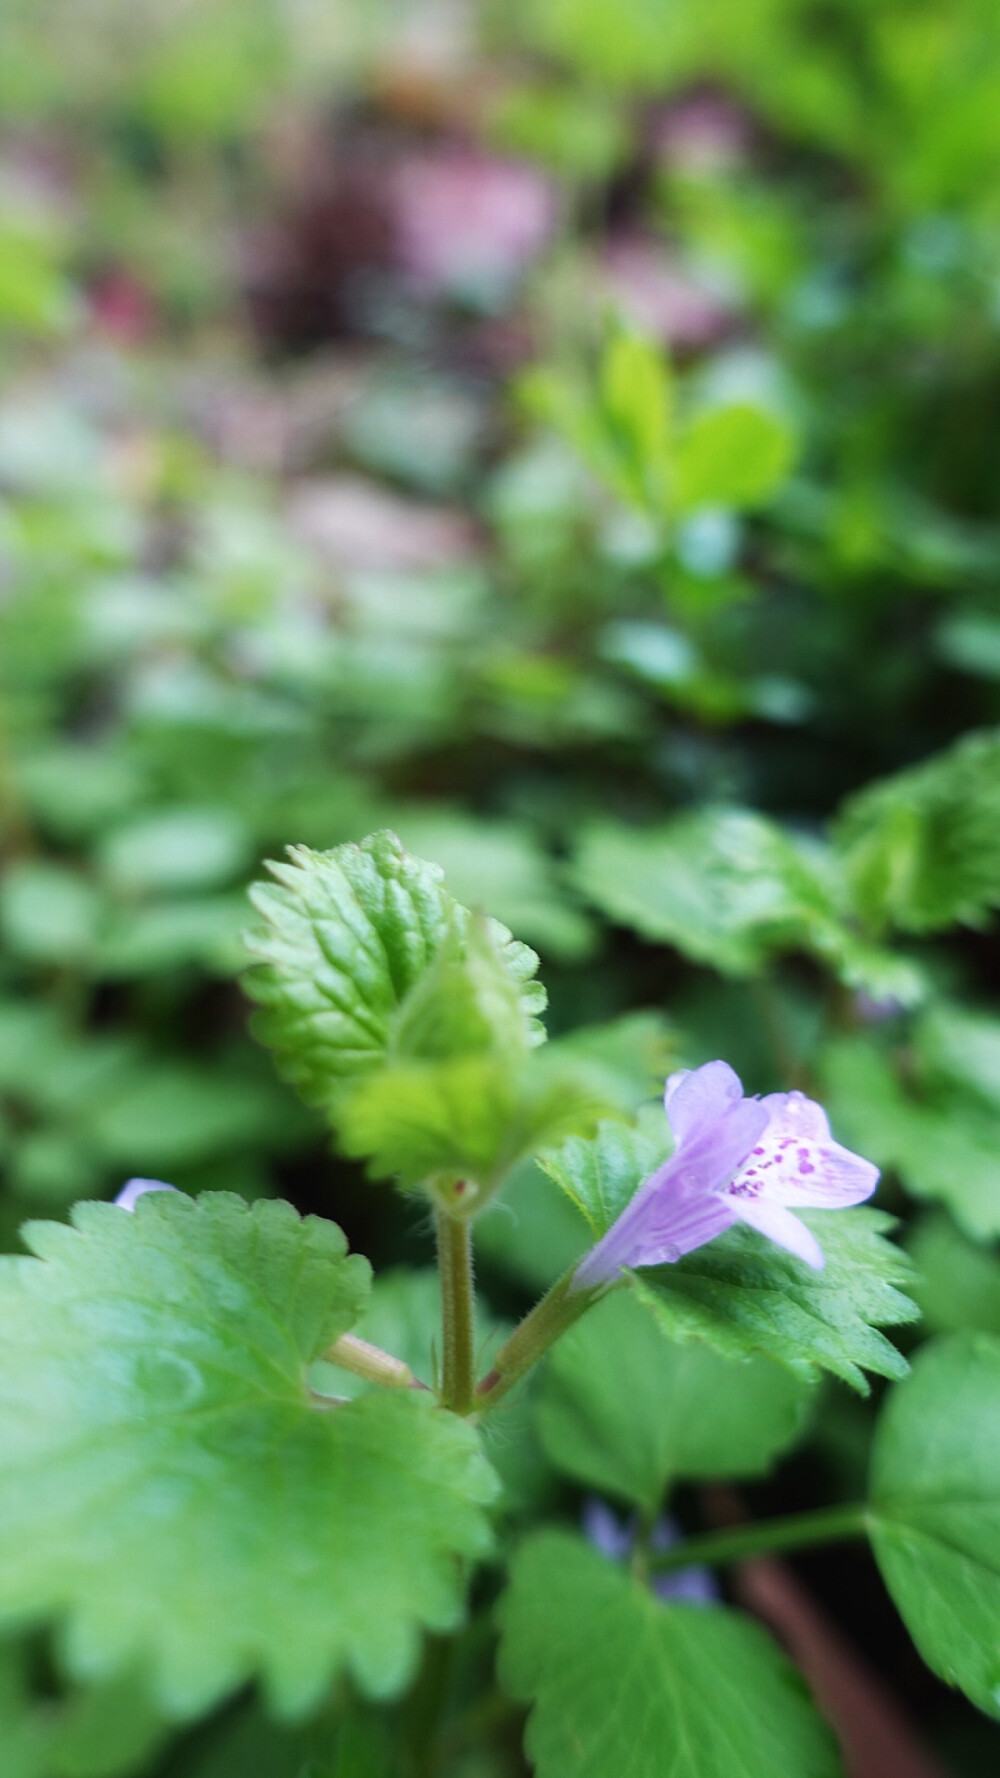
114, 1178, 180, 1211
573, 1060, 879, 1289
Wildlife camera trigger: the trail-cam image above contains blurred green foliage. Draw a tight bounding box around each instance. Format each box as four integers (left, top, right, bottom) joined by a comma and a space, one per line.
3, 0, 1000, 1770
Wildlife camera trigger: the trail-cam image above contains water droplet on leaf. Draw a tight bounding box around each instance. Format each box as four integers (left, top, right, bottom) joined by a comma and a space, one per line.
131, 1350, 204, 1411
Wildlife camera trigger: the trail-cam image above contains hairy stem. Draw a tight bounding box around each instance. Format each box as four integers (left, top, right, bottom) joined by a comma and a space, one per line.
650, 1502, 869, 1574
476, 1270, 607, 1412
322, 1332, 427, 1391
436, 1210, 476, 1414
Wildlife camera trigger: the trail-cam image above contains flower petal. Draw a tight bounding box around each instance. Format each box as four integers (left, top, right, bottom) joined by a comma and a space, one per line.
572, 1155, 737, 1286
114, 1178, 179, 1212
730, 1196, 825, 1269
729, 1091, 879, 1210
664, 1060, 745, 1144
756, 1090, 831, 1141
582, 1498, 632, 1563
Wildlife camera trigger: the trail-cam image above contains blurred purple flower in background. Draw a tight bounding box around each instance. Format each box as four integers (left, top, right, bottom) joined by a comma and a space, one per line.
583, 1497, 718, 1604
574, 1060, 879, 1288
392, 149, 557, 302
114, 1179, 179, 1211
600, 233, 733, 349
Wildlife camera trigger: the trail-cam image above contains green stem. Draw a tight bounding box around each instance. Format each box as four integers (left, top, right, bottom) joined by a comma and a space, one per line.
476, 1269, 607, 1413
650, 1502, 869, 1575
436, 1211, 476, 1414
322, 1332, 427, 1391
630, 1500, 661, 1586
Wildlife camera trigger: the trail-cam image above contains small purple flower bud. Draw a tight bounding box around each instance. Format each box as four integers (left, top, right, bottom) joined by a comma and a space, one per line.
854, 990, 904, 1025
581, 1496, 633, 1564
583, 1497, 718, 1604
574, 1060, 879, 1288
648, 1518, 719, 1605
114, 1179, 180, 1212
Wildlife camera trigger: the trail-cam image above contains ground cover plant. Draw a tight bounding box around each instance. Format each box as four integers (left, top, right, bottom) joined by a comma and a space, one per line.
2, 0, 1000, 1773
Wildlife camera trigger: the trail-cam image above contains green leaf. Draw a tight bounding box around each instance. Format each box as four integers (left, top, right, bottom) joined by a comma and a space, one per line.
498, 1533, 841, 1778
312, 1267, 552, 1520
598, 328, 673, 510
542, 1119, 918, 1390
0, 1193, 497, 1718
869, 1332, 1000, 1719
12, 744, 145, 842
836, 726, 1000, 933
674, 403, 796, 511
84, 1058, 306, 1172
391, 915, 531, 1063
244, 831, 545, 1120
390, 809, 595, 962
572, 810, 919, 997
538, 1288, 812, 1509
544, 1011, 679, 1114
160, 1699, 395, 1778
820, 1030, 1000, 1241
97, 808, 253, 896
0, 863, 103, 967
96, 895, 248, 978
520, 331, 674, 515
336, 1053, 603, 1206
633, 1211, 918, 1394
0, 1640, 165, 1778
539, 1112, 670, 1238
907, 1214, 1000, 1338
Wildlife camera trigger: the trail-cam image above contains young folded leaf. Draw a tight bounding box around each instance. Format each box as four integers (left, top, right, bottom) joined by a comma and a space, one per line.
337, 1051, 608, 1212
243, 831, 546, 1162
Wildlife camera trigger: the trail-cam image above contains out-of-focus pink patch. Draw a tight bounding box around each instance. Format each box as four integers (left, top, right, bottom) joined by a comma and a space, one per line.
89, 270, 157, 344
288, 475, 479, 573
392, 149, 557, 299
601, 233, 733, 349
651, 93, 754, 176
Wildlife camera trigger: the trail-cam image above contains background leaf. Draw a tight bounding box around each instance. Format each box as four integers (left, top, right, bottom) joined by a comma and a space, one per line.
498, 1532, 842, 1778
836, 727, 1000, 934
821, 1027, 1000, 1241
537, 1287, 813, 1508
0, 1641, 165, 1778
907, 1215, 1000, 1338
674, 402, 796, 511
572, 809, 915, 997
870, 1332, 1000, 1719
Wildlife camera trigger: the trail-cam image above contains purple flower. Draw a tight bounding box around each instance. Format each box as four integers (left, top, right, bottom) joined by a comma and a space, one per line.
582, 1497, 718, 1604
114, 1178, 179, 1212
574, 1060, 879, 1288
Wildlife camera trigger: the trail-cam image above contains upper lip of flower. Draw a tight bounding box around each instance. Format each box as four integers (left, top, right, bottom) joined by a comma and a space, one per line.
574, 1059, 880, 1288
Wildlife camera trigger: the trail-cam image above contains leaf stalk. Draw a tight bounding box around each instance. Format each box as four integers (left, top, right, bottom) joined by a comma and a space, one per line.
321, 1332, 428, 1392
650, 1502, 869, 1574
476, 1269, 607, 1412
